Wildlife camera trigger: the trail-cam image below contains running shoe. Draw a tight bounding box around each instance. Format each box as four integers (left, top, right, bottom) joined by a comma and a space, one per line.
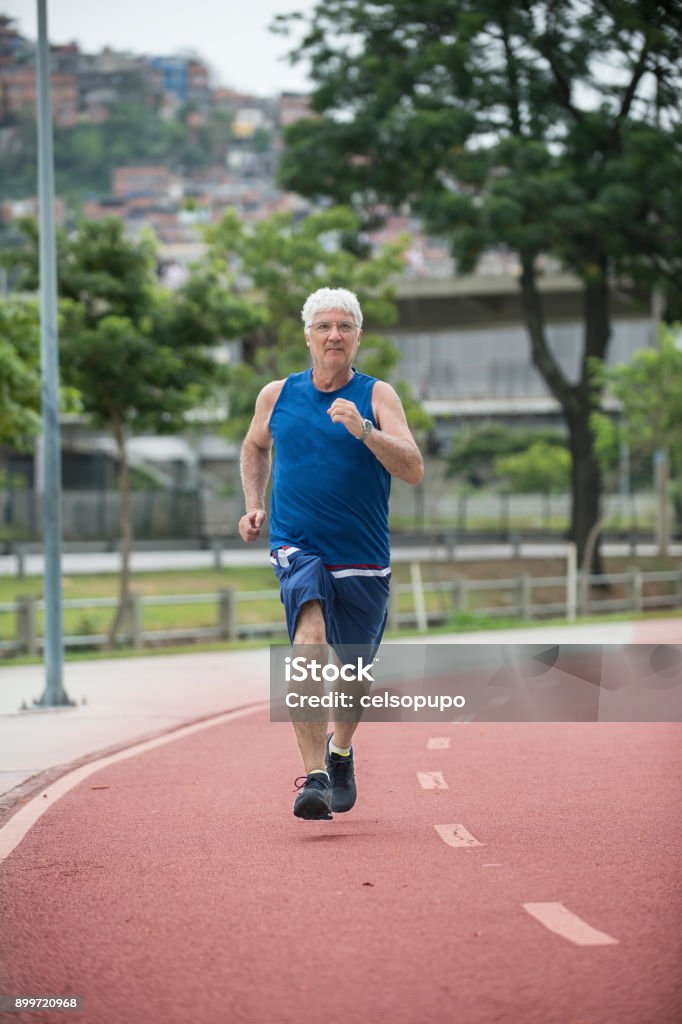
326, 733, 357, 813
293, 772, 333, 820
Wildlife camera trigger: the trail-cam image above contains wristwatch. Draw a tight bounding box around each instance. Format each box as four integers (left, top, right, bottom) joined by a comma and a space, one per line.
359, 418, 373, 442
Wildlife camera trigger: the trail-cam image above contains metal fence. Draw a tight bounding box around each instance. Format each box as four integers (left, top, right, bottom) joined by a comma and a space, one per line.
2, 565, 681, 657
388, 483, 662, 534
1, 489, 203, 541
0, 486, 667, 542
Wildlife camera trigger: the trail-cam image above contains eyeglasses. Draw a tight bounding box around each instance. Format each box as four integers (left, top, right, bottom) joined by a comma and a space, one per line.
309, 320, 358, 336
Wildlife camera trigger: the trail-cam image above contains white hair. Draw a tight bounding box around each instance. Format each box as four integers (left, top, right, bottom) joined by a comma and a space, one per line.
301, 287, 363, 329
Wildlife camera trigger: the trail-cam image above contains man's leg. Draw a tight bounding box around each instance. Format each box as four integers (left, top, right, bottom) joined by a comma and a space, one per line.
290, 600, 334, 820
325, 578, 389, 812
325, 653, 371, 813
291, 599, 329, 773
329, 652, 368, 748
330, 711, 362, 751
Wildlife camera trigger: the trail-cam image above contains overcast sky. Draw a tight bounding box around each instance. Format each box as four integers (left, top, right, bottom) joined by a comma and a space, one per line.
2, 0, 318, 96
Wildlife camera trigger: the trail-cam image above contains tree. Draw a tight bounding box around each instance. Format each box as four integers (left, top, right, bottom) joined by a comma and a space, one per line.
9, 217, 260, 645
591, 325, 682, 555
0, 296, 41, 451
0, 296, 78, 454
276, 0, 682, 572
202, 205, 432, 436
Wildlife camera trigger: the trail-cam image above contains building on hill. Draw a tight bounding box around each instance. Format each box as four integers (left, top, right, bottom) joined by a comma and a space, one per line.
0, 63, 78, 126
112, 165, 176, 197
148, 54, 212, 110
387, 273, 653, 445
277, 92, 310, 128
0, 15, 32, 66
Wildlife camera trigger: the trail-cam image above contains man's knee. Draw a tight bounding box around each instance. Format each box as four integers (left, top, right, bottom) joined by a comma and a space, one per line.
289, 602, 328, 723
293, 600, 326, 646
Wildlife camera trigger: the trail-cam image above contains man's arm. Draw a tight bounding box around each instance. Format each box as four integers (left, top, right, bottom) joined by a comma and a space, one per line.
238, 380, 283, 543
327, 380, 424, 485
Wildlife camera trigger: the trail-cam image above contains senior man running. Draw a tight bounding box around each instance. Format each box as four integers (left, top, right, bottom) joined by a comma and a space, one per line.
239, 287, 423, 820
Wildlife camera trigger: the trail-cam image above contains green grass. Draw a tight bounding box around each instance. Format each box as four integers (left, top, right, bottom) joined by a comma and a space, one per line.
0, 564, 455, 643
0, 567, 283, 644
413, 607, 682, 636
0, 566, 277, 601
3, 608, 680, 667
1, 561, 680, 664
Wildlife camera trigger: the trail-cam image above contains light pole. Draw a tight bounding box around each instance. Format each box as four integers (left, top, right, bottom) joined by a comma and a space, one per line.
35, 0, 72, 706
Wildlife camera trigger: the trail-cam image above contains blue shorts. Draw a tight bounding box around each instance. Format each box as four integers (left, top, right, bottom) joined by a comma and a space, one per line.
271, 547, 390, 664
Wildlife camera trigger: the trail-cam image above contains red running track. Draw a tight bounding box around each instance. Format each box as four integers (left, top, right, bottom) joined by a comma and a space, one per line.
1, 712, 681, 1024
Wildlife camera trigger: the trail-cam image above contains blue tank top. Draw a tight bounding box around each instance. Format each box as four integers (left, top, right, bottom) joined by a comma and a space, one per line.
269, 368, 391, 566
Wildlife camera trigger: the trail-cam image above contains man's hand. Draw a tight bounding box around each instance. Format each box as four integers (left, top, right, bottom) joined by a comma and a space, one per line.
327, 398, 364, 437
239, 508, 266, 543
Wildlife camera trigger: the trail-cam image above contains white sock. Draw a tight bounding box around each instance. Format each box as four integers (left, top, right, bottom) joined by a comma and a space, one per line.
329, 738, 351, 757
308, 769, 330, 779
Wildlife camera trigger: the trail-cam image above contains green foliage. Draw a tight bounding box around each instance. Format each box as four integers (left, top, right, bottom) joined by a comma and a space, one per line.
0, 296, 41, 451
590, 325, 682, 474
0, 100, 237, 204
278, 0, 681, 304
0, 295, 81, 451
494, 441, 571, 493
7, 217, 259, 438
446, 424, 568, 486
202, 206, 430, 436
5, 216, 156, 326
589, 408, 620, 476
61, 313, 183, 433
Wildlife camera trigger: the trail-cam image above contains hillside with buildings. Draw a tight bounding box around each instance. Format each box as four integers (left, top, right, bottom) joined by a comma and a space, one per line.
0, 15, 316, 251
0, 15, 467, 278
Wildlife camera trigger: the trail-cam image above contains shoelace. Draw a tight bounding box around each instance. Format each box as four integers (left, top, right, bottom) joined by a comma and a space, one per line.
329, 754, 353, 782
293, 774, 328, 791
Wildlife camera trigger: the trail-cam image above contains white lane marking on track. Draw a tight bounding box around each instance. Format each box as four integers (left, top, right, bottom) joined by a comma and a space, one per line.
426, 737, 451, 750
434, 824, 483, 848
0, 703, 268, 864
523, 903, 619, 946
418, 771, 448, 789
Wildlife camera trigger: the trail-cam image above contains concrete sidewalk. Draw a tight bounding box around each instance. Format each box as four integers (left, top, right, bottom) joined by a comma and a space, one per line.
2, 616, 679, 807
0, 649, 270, 801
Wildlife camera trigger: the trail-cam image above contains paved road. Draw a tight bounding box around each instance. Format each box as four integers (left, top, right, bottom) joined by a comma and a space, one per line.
2, 540, 681, 576
0, 618, 680, 1022
1, 713, 680, 1023
2, 618, 679, 801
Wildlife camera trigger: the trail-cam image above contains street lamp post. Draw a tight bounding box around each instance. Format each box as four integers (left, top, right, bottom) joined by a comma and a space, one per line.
34, 0, 72, 706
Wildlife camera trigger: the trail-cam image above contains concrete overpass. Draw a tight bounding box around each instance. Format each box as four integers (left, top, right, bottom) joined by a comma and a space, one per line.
385, 273, 652, 432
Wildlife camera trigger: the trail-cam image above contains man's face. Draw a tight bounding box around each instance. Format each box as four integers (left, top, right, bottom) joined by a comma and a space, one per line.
305, 308, 362, 368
